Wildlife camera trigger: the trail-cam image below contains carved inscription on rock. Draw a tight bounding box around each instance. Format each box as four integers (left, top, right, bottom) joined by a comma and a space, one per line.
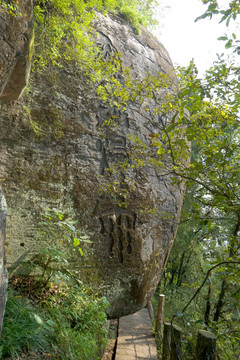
96, 134, 127, 174
100, 208, 136, 263
100, 42, 115, 61
109, 135, 126, 161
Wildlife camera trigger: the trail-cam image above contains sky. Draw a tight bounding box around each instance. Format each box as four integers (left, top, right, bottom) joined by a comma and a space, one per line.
155, 0, 233, 75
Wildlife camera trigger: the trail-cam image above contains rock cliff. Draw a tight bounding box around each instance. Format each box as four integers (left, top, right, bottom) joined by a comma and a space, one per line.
0, 0, 34, 100
0, 11, 185, 318
0, 0, 33, 336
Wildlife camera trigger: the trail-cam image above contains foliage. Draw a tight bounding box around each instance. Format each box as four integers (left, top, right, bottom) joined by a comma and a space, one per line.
116, 0, 159, 29
197, 0, 240, 23
2, 207, 108, 360
158, 60, 240, 359
161, 185, 205, 290
0, 0, 21, 16
33, 0, 101, 70
46, 283, 109, 359
0, 203, 108, 359
151, 2, 240, 358
25, 208, 91, 288
196, 0, 240, 54
32, 0, 160, 71
1, 284, 109, 359
0, 290, 53, 359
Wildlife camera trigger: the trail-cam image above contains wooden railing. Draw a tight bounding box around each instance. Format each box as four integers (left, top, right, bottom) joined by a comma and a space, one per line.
153, 294, 217, 360
161, 323, 217, 360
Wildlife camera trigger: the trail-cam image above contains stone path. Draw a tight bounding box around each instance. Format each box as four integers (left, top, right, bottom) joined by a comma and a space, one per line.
115, 308, 158, 360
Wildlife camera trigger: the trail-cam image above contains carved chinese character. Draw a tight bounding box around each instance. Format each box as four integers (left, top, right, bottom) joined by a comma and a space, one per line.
100, 208, 136, 263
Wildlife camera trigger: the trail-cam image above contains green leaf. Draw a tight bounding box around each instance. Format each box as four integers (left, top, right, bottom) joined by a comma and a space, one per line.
80, 236, 93, 243
217, 36, 228, 41
73, 237, 80, 247
225, 39, 233, 49
166, 122, 178, 133
80, 235, 90, 240
66, 224, 76, 232
46, 319, 55, 327
195, 13, 211, 22
186, 133, 195, 141
207, 3, 218, 12
33, 314, 43, 325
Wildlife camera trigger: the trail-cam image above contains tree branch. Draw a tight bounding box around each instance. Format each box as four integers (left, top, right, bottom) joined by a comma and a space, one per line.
171, 261, 240, 324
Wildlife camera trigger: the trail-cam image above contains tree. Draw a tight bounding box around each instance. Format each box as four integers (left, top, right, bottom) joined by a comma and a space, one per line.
157, 1, 240, 357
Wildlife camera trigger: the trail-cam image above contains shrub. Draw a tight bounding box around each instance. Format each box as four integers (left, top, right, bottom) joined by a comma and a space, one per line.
45, 283, 109, 360
0, 283, 109, 359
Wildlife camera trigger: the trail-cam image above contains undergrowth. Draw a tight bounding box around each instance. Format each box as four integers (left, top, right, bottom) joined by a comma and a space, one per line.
0, 280, 109, 359
0, 289, 52, 359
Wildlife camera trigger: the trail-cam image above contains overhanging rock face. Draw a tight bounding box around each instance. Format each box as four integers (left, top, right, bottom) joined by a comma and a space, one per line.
0, 13, 185, 318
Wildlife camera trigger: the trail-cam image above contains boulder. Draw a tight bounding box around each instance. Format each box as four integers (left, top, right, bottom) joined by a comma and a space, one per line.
0, 13, 185, 318
0, 0, 34, 100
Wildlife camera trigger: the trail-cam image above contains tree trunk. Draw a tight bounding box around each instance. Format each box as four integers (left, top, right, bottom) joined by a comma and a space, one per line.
213, 278, 227, 322
204, 279, 212, 326
213, 220, 240, 323
169, 263, 177, 285
163, 270, 167, 288
176, 252, 185, 287
176, 249, 193, 287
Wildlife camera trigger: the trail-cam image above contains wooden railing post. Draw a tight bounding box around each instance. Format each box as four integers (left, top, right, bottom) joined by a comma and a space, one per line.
170, 324, 182, 360
162, 322, 182, 360
195, 330, 217, 360
162, 323, 171, 360
155, 294, 165, 337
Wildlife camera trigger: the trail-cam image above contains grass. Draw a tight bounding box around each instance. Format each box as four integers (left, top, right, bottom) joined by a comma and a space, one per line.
0, 279, 109, 360
0, 290, 53, 359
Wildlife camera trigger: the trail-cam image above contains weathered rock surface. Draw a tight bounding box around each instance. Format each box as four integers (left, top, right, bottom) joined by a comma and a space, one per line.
0, 13, 185, 318
0, 191, 7, 337
0, 0, 33, 336
0, 0, 34, 100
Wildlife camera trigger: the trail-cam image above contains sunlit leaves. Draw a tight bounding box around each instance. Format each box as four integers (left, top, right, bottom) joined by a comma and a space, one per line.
32, 0, 160, 71
117, 0, 159, 30
197, 0, 240, 25
0, 0, 21, 16
197, 1, 240, 54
